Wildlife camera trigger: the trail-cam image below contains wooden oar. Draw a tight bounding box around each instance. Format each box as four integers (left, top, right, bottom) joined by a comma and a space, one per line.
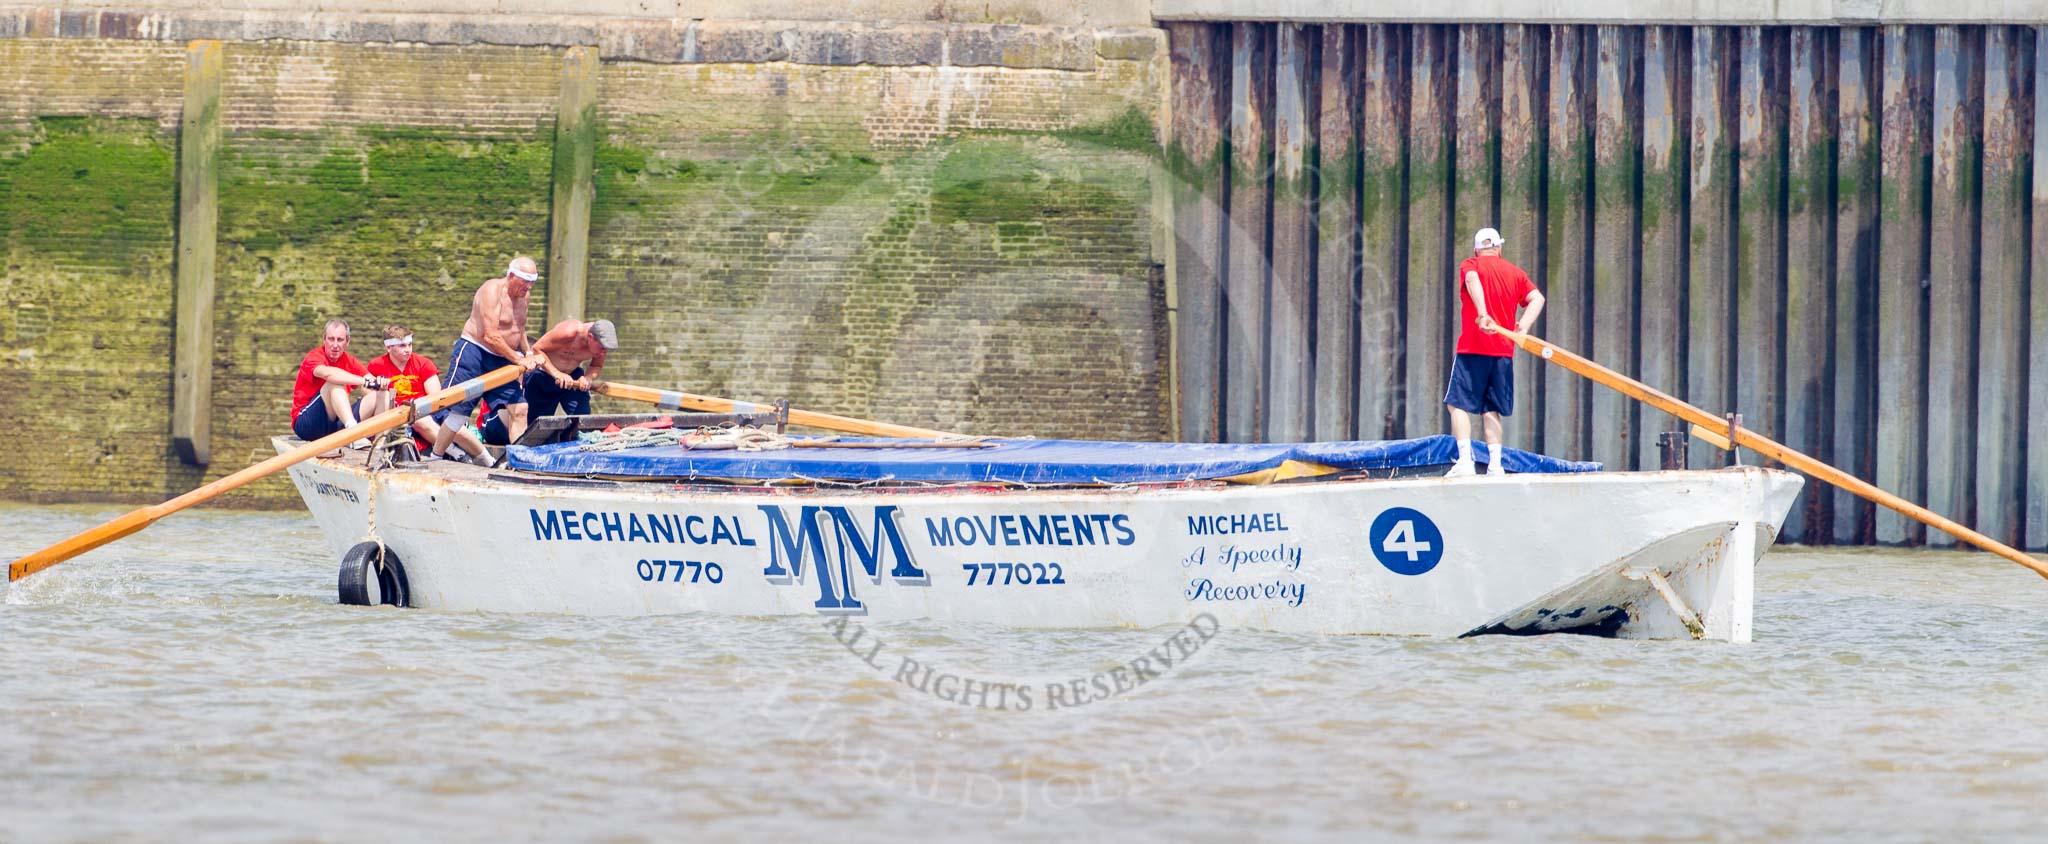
1491, 324, 2048, 581
7, 364, 525, 583
593, 381, 968, 440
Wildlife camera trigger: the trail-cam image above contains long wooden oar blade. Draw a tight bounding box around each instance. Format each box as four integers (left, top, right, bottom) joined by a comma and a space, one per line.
1494, 325, 2048, 581
8, 364, 525, 583
593, 382, 967, 440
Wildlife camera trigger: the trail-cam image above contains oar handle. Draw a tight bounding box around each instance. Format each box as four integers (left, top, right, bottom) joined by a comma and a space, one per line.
1494, 325, 2048, 581
593, 382, 966, 440
8, 364, 526, 582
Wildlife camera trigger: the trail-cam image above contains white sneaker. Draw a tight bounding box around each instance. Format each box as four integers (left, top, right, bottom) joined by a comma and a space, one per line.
1486, 462, 1506, 477
1444, 460, 1476, 478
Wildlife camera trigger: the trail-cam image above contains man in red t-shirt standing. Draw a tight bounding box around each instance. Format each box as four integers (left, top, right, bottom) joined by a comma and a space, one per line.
290, 319, 385, 447
1444, 227, 1545, 477
364, 323, 491, 464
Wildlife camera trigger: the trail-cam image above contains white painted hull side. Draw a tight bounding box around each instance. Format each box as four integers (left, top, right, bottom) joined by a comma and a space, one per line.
281, 441, 1802, 641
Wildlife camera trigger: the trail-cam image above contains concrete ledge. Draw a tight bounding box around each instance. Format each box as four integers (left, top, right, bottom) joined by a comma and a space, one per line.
0, 8, 1150, 70
1152, 0, 2048, 24
40, 0, 1152, 27
1095, 26, 1163, 62
601, 20, 1097, 68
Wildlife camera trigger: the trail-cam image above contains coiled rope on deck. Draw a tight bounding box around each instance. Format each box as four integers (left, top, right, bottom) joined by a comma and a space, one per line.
578, 425, 798, 453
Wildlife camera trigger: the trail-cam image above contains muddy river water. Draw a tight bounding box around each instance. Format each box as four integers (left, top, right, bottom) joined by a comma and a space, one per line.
4, 502, 2046, 841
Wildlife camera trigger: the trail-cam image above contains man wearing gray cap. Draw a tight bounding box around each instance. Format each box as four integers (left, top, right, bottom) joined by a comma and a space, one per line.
479, 317, 618, 446
527, 317, 619, 419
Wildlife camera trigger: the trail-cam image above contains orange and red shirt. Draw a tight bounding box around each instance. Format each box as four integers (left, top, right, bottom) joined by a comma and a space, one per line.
1454, 255, 1538, 358
368, 353, 439, 407
291, 347, 367, 419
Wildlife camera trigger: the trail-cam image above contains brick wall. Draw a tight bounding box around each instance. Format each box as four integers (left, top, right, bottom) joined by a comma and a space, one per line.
586, 58, 1167, 437
0, 24, 1169, 507
207, 41, 560, 502
0, 39, 184, 501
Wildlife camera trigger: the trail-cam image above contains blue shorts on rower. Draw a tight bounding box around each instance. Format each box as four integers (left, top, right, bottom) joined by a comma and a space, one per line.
481, 412, 510, 446
292, 397, 349, 441
484, 368, 592, 446
442, 336, 525, 418
524, 367, 591, 418
1444, 353, 1515, 416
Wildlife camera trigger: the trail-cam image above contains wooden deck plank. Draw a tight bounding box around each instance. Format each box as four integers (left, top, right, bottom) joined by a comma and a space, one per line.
1226, 22, 1274, 442
1356, 25, 1409, 441
1832, 26, 1882, 543
1924, 25, 1981, 546
1976, 25, 2029, 546
1269, 23, 1316, 442
1403, 24, 1456, 439
1687, 26, 1738, 469
1166, 22, 1229, 443
1591, 25, 1641, 471
1313, 24, 1360, 441
173, 40, 222, 467
1638, 26, 1688, 471
1452, 23, 1502, 443
1783, 27, 1836, 543
1735, 26, 1788, 472
1876, 25, 1932, 545
1499, 24, 1546, 452
2029, 26, 2048, 549
1545, 25, 1594, 461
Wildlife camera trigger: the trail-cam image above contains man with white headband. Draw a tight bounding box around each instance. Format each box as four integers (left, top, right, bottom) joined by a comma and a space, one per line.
364, 323, 491, 464
429, 256, 548, 462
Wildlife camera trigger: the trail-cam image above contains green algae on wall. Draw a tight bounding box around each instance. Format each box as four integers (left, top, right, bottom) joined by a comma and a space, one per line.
202, 130, 555, 504
931, 141, 1126, 225
1051, 106, 1160, 155
0, 117, 176, 263
585, 115, 1164, 438
0, 117, 183, 503
216, 132, 555, 329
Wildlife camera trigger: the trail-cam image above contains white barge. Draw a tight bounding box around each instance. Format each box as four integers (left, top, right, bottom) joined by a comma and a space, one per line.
279, 412, 1802, 642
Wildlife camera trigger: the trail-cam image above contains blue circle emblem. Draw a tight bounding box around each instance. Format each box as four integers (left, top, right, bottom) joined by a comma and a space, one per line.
1369, 507, 1444, 576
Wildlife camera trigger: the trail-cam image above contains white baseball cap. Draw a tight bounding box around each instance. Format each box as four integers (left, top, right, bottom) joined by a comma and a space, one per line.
1474, 227, 1505, 249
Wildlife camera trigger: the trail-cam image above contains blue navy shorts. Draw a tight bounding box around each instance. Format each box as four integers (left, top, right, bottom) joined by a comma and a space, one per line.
481, 413, 511, 447
292, 396, 349, 441
480, 369, 589, 446
1444, 353, 1515, 416
443, 336, 525, 419
524, 367, 591, 418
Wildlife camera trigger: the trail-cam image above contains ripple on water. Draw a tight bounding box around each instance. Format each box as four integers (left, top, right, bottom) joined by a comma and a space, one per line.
5, 505, 2048, 839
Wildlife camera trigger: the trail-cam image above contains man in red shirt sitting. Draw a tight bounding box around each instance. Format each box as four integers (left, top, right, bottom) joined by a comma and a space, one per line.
290, 319, 384, 447
1444, 227, 1546, 477
363, 323, 491, 464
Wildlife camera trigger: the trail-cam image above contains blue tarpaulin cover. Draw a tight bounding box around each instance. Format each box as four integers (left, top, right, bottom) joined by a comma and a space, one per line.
505, 434, 1602, 484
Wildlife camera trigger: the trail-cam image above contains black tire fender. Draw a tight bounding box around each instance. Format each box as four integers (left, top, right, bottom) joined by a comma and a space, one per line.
337, 541, 411, 608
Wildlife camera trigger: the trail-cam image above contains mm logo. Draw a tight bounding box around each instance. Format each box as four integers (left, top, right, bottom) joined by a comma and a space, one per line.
759, 505, 929, 615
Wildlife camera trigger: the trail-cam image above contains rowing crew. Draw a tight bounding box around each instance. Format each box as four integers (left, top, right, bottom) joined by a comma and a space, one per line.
288, 255, 620, 466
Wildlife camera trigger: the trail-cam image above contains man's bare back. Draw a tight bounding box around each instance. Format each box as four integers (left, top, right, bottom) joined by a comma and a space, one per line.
534, 319, 616, 390
535, 321, 603, 369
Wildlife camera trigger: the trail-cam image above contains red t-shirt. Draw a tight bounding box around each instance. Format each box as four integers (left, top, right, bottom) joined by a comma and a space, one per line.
291, 347, 367, 419
368, 353, 439, 406
1454, 255, 1537, 357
